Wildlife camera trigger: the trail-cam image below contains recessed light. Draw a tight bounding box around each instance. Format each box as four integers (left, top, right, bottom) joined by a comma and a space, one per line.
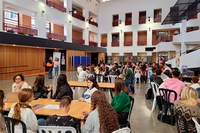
13, 44, 15, 46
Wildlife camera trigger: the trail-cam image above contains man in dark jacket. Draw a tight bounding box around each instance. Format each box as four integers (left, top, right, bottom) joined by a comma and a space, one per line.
154, 68, 163, 85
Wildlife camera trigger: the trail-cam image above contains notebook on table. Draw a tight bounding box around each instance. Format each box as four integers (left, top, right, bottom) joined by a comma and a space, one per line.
7, 92, 18, 103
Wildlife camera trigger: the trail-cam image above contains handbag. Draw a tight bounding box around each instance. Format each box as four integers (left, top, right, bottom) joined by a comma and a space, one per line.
46, 62, 53, 67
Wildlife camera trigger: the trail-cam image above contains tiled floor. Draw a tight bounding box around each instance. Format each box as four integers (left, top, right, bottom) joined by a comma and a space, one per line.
0, 71, 178, 133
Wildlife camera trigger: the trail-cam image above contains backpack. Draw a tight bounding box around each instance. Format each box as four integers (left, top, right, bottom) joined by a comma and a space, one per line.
157, 114, 175, 126
128, 84, 135, 94
145, 88, 152, 99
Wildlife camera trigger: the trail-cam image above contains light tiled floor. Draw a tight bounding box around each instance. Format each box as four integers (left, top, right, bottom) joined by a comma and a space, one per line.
0, 71, 178, 133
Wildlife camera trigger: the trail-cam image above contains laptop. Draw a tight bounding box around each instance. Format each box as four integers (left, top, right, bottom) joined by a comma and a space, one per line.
7, 92, 19, 103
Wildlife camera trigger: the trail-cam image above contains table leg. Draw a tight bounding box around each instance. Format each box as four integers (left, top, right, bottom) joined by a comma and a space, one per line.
109, 89, 113, 99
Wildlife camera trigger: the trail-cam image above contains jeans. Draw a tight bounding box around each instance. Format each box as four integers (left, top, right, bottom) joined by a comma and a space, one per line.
125, 79, 131, 84
55, 66, 59, 76
48, 67, 52, 78
37, 118, 46, 133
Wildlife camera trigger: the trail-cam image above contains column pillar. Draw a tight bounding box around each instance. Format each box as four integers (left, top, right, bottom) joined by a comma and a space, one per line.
0, 0, 3, 31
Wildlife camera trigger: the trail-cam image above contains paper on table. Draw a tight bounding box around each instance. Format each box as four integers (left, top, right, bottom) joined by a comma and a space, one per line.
43, 105, 59, 109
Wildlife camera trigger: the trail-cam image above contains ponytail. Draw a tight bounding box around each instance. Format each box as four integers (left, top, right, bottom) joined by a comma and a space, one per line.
0, 90, 4, 114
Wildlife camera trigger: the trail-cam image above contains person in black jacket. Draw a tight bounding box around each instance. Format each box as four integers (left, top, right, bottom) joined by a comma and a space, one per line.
47, 56, 54, 79
32, 75, 52, 98
154, 68, 163, 85
52, 74, 73, 100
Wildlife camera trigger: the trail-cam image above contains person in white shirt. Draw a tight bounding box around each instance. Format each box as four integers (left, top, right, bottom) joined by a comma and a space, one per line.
77, 64, 83, 74
79, 66, 88, 81
12, 74, 29, 92
190, 76, 200, 89
8, 89, 46, 133
164, 64, 172, 73
78, 77, 100, 103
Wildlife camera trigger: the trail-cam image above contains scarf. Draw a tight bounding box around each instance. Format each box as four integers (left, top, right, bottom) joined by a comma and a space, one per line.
13, 81, 24, 92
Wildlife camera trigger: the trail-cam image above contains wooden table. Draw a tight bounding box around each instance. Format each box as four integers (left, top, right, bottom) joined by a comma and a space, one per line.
104, 75, 125, 79
68, 81, 115, 98
4, 99, 91, 119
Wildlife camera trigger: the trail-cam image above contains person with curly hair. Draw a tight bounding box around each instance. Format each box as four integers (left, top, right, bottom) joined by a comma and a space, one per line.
12, 73, 29, 92
81, 90, 119, 133
111, 78, 131, 125
0, 90, 7, 133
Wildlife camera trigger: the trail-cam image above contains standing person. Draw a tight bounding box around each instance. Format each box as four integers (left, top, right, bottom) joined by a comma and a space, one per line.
77, 64, 83, 74
8, 89, 46, 133
162, 56, 166, 65
52, 74, 73, 100
99, 58, 104, 65
79, 77, 100, 103
111, 78, 131, 125
54, 58, 60, 78
0, 90, 6, 133
32, 75, 52, 98
141, 64, 147, 83
46, 96, 79, 131
47, 56, 54, 79
159, 57, 163, 65
12, 73, 29, 92
108, 57, 113, 65
81, 91, 119, 133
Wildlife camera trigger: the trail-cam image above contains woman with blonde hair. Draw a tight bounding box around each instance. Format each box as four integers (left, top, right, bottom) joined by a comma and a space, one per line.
174, 87, 200, 133
8, 89, 46, 133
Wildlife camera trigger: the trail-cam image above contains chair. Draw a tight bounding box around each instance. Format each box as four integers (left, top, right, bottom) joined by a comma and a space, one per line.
87, 74, 94, 78
175, 110, 189, 133
192, 117, 200, 133
38, 126, 76, 133
112, 127, 131, 133
150, 82, 159, 112
96, 74, 104, 82
108, 75, 118, 83
4, 116, 27, 133
72, 88, 75, 99
120, 96, 134, 130
77, 74, 86, 81
159, 88, 177, 126
134, 70, 141, 83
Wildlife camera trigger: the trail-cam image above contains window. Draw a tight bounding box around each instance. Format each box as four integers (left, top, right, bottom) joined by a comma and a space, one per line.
46, 21, 50, 33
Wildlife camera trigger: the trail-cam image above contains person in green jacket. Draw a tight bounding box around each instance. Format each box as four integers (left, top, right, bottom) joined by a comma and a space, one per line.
107, 57, 113, 65
120, 65, 133, 84
111, 78, 131, 125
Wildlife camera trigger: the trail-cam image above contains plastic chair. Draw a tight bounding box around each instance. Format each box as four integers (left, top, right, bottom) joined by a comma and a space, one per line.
112, 127, 131, 133
96, 74, 104, 82
192, 117, 200, 133
72, 88, 75, 99
120, 96, 134, 130
87, 74, 94, 78
4, 116, 27, 133
77, 74, 86, 81
159, 88, 177, 126
108, 75, 118, 83
150, 82, 159, 112
134, 70, 141, 83
175, 110, 189, 133
38, 126, 76, 133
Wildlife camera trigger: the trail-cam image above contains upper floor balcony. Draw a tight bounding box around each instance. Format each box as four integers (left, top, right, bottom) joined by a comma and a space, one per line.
72, 12, 85, 21
72, 38, 85, 44
47, 32, 66, 41
46, 0, 66, 13
89, 41, 98, 47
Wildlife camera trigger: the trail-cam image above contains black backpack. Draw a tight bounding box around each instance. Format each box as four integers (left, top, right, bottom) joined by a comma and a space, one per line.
145, 88, 152, 99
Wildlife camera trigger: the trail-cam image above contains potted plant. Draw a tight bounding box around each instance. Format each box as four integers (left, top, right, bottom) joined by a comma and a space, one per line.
28, 34, 33, 37
7, 30, 14, 33
18, 31, 25, 35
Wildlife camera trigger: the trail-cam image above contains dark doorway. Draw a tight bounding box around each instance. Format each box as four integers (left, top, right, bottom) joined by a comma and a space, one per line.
59, 50, 66, 71
91, 53, 98, 65
45, 49, 54, 72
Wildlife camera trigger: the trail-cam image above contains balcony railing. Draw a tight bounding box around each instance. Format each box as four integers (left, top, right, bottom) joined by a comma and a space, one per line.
137, 41, 147, 46
154, 17, 161, 23
139, 19, 146, 24
111, 42, 119, 47
72, 38, 85, 44
3, 19, 38, 36
46, 0, 66, 13
124, 42, 132, 46
112, 21, 119, 27
72, 13, 85, 21
160, 35, 173, 42
89, 41, 98, 47
101, 43, 107, 47
125, 20, 132, 25
47, 33, 66, 41
152, 40, 159, 45
89, 20, 98, 27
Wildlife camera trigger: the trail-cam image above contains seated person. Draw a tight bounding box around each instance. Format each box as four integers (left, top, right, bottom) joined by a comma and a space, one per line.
104, 67, 110, 76
0, 90, 6, 133
150, 68, 157, 82
32, 75, 52, 98
154, 68, 163, 85
121, 65, 133, 84
77, 64, 83, 74
95, 64, 100, 74
86, 64, 90, 72
190, 76, 200, 89
90, 66, 96, 75
98, 67, 105, 75
8, 89, 46, 133
79, 66, 88, 81
52, 74, 73, 100
175, 87, 200, 133
46, 96, 79, 131
111, 78, 131, 125
164, 63, 172, 73
81, 91, 119, 133
79, 77, 100, 103
109, 67, 118, 76
159, 63, 165, 71
12, 73, 29, 92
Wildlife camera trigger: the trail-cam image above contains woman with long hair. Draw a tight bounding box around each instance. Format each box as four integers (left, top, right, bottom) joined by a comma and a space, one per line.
111, 78, 131, 125
47, 56, 53, 79
175, 87, 200, 133
12, 73, 29, 92
81, 90, 119, 133
32, 75, 52, 98
8, 89, 46, 133
79, 77, 100, 103
90, 66, 96, 75
52, 74, 73, 100
0, 90, 6, 133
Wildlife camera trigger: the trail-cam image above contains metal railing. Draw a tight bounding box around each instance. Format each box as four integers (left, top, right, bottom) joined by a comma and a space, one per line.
101, 43, 107, 47
111, 42, 119, 47
89, 20, 98, 27
137, 41, 147, 46
72, 38, 85, 44
89, 41, 98, 47
124, 42, 132, 46
46, 0, 66, 13
125, 20, 132, 25
72, 13, 85, 21
139, 19, 146, 24
47, 32, 66, 41
154, 17, 161, 23
112, 21, 119, 27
